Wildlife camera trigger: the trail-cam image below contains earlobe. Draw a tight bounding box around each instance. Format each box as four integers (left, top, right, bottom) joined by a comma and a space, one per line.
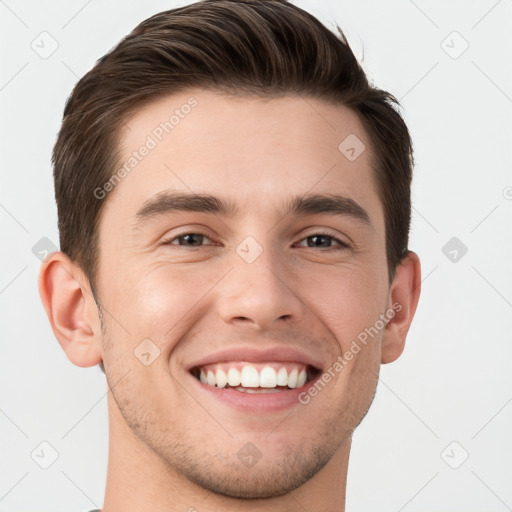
38, 252, 103, 368
381, 251, 421, 364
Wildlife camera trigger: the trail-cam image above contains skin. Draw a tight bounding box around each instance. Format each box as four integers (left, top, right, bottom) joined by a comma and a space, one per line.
39, 89, 421, 512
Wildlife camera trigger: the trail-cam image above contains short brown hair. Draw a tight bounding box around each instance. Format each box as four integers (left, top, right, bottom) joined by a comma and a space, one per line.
53, 0, 413, 298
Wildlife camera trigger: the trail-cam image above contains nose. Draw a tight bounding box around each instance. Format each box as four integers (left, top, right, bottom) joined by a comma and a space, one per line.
216, 244, 305, 331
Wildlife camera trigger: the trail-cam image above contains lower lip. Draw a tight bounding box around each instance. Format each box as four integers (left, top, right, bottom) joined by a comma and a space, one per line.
188, 371, 320, 413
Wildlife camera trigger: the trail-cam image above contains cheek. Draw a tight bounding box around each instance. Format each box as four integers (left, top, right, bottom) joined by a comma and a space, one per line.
316, 266, 385, 412
106, 261, 219, 349
298, 263, 387, 354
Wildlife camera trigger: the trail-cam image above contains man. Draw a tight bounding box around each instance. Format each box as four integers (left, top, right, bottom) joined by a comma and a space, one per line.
38, 0, 421, 510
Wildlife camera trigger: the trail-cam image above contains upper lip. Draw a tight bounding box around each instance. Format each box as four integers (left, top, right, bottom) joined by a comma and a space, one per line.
186, 346, 323, 371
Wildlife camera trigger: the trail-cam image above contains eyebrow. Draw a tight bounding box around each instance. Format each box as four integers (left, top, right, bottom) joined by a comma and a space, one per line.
135, 191, 371, 226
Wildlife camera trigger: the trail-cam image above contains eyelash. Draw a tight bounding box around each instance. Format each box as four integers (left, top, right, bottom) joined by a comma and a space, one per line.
161, 231, 350, 252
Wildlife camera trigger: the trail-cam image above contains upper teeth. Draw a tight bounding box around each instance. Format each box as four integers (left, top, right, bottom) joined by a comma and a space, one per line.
198, 364, 309, 389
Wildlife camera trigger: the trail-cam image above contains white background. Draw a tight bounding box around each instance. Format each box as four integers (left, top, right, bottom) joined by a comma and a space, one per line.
1, 1, 511, 511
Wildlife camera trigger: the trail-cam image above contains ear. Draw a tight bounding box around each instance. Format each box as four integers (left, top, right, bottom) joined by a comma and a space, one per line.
381, 251, 421, 364
38, 251, 103, 368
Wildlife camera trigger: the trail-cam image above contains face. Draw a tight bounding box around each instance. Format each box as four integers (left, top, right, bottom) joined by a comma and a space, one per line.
95, 89, 391, 498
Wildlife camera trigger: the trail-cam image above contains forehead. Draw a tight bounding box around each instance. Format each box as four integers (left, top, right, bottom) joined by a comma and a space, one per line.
103, 89, 383, 229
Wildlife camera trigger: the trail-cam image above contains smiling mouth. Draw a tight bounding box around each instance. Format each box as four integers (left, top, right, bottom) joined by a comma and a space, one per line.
190, 362, 320, 393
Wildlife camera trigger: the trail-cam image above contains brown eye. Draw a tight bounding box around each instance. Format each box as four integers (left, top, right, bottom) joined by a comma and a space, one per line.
296, 233, 350, 252
162, 233, 213, 247
307, 235, 334, 248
